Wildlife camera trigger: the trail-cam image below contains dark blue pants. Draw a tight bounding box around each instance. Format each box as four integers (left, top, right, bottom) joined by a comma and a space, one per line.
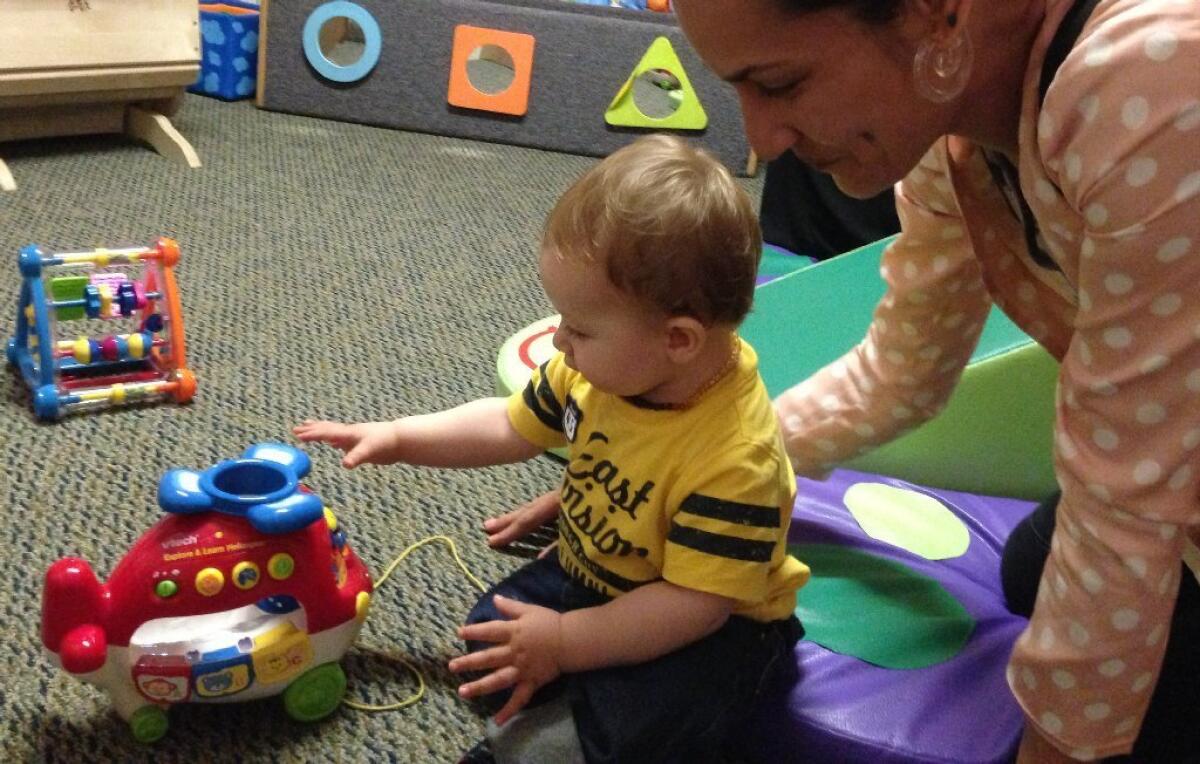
464, 555, 803, 764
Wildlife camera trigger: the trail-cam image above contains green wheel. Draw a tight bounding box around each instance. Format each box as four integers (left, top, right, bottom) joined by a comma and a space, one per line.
130, 704, 169, 744
283, 662, 347, 722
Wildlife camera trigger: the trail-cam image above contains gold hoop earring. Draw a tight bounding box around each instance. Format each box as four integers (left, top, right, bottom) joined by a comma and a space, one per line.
913, 26, 974, 103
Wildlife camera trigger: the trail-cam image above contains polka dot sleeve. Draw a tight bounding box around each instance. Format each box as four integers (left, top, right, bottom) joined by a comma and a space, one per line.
774, 141, 992, 477
1006, 1, 1200, 757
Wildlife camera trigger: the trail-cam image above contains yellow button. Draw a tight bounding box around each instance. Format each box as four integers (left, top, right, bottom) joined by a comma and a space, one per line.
267, 553, 295, 580
324, 507, 337, 531
195, 567, 225, 596
355, 591, 371, 621
232, 561, 260, 590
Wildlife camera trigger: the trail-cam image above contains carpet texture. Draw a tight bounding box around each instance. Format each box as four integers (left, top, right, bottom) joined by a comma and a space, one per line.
0, 95, 760, 762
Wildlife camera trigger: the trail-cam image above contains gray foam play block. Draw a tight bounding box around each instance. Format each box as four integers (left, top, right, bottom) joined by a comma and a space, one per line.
258, 0, 751, 172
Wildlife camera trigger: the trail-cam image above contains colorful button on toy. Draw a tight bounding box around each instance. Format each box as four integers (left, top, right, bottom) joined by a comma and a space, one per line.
268, 553, 295, 580
232, 561, 260, 590
155, 580, 179, 598
195, 567, 225, 596
324, 507, 337, 531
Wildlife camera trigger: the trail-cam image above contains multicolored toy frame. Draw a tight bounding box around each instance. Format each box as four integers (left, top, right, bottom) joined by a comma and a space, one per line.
6, 237, 196, 420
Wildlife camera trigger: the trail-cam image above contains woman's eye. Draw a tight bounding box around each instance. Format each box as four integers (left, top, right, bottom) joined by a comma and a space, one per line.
757, 81, 796, 97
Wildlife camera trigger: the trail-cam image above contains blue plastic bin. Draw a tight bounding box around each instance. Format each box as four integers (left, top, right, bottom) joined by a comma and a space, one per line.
189, 1, 261, 101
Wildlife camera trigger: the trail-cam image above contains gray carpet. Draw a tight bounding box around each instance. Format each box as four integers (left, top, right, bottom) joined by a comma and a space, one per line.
0, 95, 760, 762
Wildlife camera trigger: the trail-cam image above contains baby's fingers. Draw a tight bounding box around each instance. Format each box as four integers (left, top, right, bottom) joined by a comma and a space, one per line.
448, 645, 511, 674
294, 420, 343, 442
493, 683, 536, 726
458, 619, 512, 645
457, 666, 519, 700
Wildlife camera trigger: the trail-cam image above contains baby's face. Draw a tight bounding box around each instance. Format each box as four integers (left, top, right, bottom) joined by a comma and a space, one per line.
539, 248, 672, 398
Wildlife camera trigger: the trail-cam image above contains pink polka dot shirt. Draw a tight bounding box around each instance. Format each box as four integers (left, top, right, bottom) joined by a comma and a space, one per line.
775, 0, 1199, 757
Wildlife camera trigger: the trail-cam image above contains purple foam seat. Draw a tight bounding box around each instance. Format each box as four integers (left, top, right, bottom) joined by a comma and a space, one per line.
746, 469, 1034, 764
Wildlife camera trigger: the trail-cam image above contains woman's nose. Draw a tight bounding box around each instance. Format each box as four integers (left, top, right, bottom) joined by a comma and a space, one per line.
735, 84, 798, 162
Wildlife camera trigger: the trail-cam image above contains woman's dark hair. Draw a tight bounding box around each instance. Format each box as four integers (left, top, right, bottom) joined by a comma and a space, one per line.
777, 0, 904, 25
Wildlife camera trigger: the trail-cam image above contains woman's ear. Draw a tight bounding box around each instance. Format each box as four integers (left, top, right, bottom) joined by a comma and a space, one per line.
664, 316, 708, 364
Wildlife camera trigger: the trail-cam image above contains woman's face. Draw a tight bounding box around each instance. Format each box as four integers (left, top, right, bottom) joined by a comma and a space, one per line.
674, 0, 954, 198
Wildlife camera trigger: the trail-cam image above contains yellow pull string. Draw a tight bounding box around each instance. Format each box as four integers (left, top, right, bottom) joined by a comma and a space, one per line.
343, 535, 489, 712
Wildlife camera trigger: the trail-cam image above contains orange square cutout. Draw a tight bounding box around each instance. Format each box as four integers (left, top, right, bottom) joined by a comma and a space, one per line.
448, 25, 536, 117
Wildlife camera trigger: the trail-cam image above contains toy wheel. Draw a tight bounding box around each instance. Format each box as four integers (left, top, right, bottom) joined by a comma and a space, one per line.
130, 704, 169, 744
283, 662, 346, 722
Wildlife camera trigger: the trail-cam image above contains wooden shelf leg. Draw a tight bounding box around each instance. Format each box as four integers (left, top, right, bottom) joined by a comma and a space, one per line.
0, 156, 16, 192
124, 105, 201, 169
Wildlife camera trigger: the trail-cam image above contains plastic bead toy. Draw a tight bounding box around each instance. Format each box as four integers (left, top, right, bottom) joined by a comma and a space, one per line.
6, 237, 196, 420
41, 444, 373, 743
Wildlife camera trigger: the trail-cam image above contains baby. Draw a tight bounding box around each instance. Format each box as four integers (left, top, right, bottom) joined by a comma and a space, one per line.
296, 134, 807, 763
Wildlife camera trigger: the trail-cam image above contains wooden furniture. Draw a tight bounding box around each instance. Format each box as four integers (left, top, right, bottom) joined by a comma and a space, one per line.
0, 0, 202, 191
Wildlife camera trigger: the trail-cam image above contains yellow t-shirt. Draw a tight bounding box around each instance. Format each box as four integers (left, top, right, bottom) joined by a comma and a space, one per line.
507, 338, 808, 622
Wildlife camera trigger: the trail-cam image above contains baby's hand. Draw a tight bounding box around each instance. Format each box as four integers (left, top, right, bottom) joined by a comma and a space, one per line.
293, 419, 402, 469
449, 596, 564, 725
484, 489, 560, 549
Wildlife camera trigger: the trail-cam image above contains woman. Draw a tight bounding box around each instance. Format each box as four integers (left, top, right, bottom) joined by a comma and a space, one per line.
667, 0, 1198, 761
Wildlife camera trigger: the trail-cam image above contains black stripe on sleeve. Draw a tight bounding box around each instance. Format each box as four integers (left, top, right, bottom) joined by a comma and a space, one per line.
667, 523, 775, 562
535, 362, 564, 419
521, 362, 564, 432
679, 494, 780, 529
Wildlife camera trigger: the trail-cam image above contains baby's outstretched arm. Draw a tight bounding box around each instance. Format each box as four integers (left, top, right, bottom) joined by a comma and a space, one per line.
293, 420, 403, 469
294, 397, 542, 469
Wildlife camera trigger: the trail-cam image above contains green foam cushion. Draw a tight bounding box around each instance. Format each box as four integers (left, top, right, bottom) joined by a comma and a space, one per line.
741, 238, 1057, 500
790, 543, 976, 669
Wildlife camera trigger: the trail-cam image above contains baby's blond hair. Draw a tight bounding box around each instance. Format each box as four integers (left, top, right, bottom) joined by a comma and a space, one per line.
543, 134, 762, 326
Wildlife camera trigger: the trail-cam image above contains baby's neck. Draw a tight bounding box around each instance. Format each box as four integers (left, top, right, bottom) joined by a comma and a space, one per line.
641, 330, 740, 410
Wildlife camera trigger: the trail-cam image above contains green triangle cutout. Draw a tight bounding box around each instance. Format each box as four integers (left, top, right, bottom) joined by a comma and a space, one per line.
605, 37, 708, 131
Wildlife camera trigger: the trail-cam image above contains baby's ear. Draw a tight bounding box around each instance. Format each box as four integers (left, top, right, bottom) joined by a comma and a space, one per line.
664, 316, 707, 363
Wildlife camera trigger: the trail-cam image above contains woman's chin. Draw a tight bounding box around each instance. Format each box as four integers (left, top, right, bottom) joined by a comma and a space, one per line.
828, 168, 895, 200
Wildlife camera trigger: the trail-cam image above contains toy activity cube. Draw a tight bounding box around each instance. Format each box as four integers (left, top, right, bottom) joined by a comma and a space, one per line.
6, 237, 196, 420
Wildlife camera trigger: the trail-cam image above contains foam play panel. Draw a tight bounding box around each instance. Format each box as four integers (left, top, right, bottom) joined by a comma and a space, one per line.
256, 0, 751, 172
605, 36, 707, 131
447, 25, 535, 116
745, 469, 1032, 763
741, 238, 1058, 500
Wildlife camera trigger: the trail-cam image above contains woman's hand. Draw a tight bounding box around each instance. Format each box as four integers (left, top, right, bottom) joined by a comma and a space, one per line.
293, 419, 403, 469
483, 489, 560, 549
450, 595, 564, 725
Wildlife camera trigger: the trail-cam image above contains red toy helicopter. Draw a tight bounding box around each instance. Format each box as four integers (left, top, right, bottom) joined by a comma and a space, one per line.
42, 443, 373, 742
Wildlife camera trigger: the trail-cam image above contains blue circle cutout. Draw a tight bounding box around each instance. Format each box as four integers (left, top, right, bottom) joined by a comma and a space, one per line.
302, 1, 381, 83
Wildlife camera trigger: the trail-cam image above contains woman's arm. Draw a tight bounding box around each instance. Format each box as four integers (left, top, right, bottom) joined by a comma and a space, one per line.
1006, 3, 1200, 756
775, 141, 992, 476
